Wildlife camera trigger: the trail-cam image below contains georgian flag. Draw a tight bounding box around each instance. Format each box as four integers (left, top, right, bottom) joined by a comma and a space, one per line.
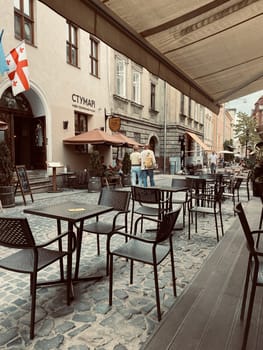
6, 41, 30, 96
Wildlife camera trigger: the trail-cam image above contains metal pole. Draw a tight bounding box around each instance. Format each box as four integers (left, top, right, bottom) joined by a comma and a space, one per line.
163, 81, 167, 173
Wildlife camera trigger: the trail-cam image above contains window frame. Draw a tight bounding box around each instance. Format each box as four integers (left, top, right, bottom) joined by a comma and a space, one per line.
66, 21, 79, 67
150, 82, 156, 111
90, 36, 99, 77
115, 56, 126, 98
132, 69, 141, 104
14, 0, 34, 45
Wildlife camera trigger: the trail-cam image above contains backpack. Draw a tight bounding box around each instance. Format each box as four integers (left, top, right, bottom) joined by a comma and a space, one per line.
144, 151, 153, 169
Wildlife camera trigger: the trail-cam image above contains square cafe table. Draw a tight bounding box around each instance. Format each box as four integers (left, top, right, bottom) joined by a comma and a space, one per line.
24, 201, 113, 287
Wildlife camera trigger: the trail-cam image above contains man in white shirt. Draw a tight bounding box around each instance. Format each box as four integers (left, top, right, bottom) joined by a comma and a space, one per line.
209, 151, 218, 174
130, 145, 142, 186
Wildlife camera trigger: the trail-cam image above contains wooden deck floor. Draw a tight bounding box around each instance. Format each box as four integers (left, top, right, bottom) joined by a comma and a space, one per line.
143, 198, 263, 350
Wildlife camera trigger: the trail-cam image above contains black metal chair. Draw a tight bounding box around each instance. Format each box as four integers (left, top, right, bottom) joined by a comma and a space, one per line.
0, 217, 75, 339
187, 178, 224, 242
171, 178, 190, 227
108, 208, 181, 321
130, 186, 167, 233
82, 188, 131, 274
235, 202, 263, 350
256, 193, 263, 248
223, 176, 243, 214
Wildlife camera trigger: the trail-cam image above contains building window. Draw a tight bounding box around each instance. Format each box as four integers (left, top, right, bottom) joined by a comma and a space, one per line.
67, 22, 78, 67
150, 83, 156, 110
74, 112, 88, 135
116, 57, 126, 97
180, 93, 185, 114
90, 36, 99, 77
14, 0, 34, 44
132, 70, 141, 104
188, 98, 192, 117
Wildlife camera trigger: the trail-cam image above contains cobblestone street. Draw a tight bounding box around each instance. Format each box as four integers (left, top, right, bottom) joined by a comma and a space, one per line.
0, 175, 245, 349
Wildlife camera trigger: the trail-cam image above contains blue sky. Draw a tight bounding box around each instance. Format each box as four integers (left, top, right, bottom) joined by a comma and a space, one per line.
225, 90, 263, 115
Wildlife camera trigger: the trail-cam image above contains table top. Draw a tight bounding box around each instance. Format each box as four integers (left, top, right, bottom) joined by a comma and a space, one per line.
154, 185, 188, 193
24, 201, 113, 223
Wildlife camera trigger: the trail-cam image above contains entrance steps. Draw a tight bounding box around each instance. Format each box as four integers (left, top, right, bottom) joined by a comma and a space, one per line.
13, 169, 53, 194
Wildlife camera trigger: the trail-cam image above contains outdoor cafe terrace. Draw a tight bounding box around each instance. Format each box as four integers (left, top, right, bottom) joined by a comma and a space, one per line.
0, 174, 262, 350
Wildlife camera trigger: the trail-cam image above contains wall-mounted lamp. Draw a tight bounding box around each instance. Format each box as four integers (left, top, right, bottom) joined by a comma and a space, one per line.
63, 121, 69, 130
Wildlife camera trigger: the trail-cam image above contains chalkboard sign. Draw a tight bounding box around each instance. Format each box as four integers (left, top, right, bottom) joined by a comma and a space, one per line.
15, 165, 34, 205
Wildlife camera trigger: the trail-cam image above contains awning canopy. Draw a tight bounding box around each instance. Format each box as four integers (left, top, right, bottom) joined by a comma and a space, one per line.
39, 0, 263, 114
186, 131, 211, 152
112, 132, 143, 148
63, 129, 122, 145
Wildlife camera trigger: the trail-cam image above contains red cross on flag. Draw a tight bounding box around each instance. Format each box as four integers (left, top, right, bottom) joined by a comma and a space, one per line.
6, 41, 30, 96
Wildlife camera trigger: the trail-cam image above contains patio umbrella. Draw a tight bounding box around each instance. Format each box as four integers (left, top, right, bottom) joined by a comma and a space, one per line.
63, 129, 122, 146
0, 120, 8, 131
219, 150, 234, 154
112, 132, 143, 148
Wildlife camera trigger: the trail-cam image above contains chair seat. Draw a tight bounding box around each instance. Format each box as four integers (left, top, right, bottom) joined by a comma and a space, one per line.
190, 206, 219, 215
83, 221, 125, 234
113, 238, 170, 265
0, 248, 66, 273
134, 205, 160, 217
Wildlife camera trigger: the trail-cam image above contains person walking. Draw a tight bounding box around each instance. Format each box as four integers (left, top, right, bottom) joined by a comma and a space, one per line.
141, 144, 156, 187
130, 145, 142, 186
209, 151, 218, 174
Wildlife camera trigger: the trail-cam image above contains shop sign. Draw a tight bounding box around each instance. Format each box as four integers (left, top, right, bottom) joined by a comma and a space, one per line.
72, 93, 95, 112
109, 116, 121, 131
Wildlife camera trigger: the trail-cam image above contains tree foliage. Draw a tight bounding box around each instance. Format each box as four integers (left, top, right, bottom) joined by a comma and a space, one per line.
233, 112, 260, 147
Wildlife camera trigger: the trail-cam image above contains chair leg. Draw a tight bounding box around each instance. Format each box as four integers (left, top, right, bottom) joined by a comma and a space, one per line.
188, 209, 191, 240
153, 264, 161, 321
170, 239, 177, 296
109, 254, 113, 306
214, 211, 219, 242
256, 208, 263, 248
96, 234, 100, 255
241, 269, 258, 350
30, 272, 37, 339
130, 260, 134, 284
219, 204, 224, 237
240, 259, 251, 320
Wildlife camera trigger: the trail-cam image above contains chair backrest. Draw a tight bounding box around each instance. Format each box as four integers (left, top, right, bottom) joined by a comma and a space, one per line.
171, 178, 187, 189
98, 188, 131, 212
235, 203, 257, 259
131, 186, 161, 205
0, 217, 35, 248
233, 177, 243, 191
157, 208, 181, 242
186, 177, 206, 192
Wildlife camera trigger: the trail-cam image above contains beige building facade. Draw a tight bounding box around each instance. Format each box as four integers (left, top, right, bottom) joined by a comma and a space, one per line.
0, 1, 230, 175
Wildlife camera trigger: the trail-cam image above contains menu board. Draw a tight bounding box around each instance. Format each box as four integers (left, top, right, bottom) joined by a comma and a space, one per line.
15, 165, 34, 205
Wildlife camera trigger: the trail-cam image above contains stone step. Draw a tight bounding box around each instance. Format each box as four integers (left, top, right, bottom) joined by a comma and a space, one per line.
13, 170, 53, 194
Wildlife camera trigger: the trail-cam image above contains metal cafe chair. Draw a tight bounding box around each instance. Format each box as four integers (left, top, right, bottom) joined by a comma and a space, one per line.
82, 188, 131, 274
256, 193, 263, 248
108, 208, 181, 321
235, 202, 263, 350
187, 178, 224, 242
171, 177, 190, 227
223, 176, 243, 215
130, 186, 168, 233
0, 217, 75, 339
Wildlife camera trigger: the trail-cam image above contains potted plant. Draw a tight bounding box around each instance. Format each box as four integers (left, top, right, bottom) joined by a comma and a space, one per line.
87, 150, 104, 192
122, 151, 131, 186
0, 141, 15, 207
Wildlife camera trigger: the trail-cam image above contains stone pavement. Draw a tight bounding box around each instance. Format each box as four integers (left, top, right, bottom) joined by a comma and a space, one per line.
0, 175, 249, 350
